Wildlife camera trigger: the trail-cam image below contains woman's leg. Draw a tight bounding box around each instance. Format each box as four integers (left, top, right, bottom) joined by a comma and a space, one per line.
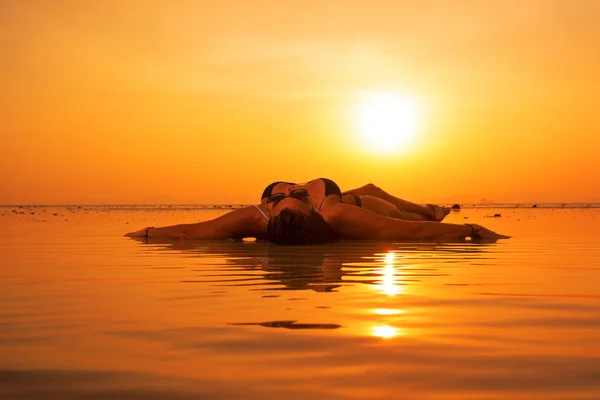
362, 195, 430, 221
343, 183, 450, 221
341, 193, 429, 221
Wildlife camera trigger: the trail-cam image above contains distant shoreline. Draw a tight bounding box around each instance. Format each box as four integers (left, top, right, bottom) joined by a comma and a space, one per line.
2, 203, 599, 210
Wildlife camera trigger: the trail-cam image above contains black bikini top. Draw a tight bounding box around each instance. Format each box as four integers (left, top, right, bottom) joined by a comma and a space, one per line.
260, 178, 341, 200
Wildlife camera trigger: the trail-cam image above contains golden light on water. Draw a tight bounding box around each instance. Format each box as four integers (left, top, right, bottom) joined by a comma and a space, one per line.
372, 325, 400, 339
356, 92, 421, 154
384, 252, 395, 264
373, 308, 403, 315
375, 252, 402, 296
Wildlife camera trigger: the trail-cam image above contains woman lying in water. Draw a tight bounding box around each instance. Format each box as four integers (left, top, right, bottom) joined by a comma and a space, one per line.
125, 179, 510, 244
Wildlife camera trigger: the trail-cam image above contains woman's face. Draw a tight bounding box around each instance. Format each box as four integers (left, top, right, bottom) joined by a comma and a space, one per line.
268, 185, 314, 216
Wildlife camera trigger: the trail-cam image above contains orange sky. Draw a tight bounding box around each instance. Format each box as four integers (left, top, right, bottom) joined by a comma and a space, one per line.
1, 1, 599, 205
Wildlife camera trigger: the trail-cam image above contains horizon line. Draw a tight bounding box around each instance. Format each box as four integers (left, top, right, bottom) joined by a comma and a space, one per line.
2, 202, 600, 208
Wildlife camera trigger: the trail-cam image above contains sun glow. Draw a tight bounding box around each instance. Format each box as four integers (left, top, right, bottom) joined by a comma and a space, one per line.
373, 308, 403, 315
372, 325, 400, 339
356, 92, 420, 153
375, 252, 402, 296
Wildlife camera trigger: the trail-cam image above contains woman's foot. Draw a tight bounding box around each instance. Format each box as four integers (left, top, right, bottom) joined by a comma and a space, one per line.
427, 204, 451, 222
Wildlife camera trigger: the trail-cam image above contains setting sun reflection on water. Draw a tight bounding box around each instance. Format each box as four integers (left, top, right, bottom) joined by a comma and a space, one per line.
372, 325, 401, 339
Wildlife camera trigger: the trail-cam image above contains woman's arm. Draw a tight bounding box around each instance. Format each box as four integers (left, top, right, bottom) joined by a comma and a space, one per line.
326, 204, 509, 242
125, 206, 266, 240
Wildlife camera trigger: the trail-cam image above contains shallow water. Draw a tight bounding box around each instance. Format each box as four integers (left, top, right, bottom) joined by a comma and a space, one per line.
1, 206, 600, 399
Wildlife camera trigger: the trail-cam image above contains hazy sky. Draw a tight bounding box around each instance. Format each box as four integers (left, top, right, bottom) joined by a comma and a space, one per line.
1, 0, 599, 204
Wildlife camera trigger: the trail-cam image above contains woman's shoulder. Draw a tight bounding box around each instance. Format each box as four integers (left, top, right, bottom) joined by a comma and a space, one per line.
318, 202, 347, 225
224, 205, 268, 239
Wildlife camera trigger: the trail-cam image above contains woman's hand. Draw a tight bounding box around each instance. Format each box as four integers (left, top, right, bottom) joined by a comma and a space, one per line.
468, 224, 511, 242
125, 226, 189, 240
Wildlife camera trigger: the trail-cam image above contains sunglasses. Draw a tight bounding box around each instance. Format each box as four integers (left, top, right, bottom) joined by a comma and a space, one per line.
267, 189, 310, 205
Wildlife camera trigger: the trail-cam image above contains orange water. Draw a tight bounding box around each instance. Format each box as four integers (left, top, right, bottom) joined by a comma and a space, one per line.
1, 207, 599, 399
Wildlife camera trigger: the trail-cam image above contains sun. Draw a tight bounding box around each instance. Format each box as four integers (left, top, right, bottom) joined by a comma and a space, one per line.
356, 92, 420, 153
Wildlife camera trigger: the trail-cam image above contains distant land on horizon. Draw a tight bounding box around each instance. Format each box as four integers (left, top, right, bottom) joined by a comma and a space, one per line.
2, 203, 600, 209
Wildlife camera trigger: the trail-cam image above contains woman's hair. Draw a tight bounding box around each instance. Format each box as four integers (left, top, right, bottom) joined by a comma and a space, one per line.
267, 208, 339, 245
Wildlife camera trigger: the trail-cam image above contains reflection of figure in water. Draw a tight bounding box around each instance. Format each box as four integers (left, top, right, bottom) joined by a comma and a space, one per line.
134, 238, 487, 293
260, 244, 343, 293
138, 239, 362, 329
135, 239, 493, 330
126, 180, 509, 244
141, 238, 353, 292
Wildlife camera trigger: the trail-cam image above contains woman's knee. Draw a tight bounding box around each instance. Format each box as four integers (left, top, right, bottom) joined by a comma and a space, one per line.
363, 183, 383, 196
344, 183, 382, 197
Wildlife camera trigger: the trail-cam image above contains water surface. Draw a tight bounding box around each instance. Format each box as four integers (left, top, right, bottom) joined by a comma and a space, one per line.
1, 206, 599, 399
